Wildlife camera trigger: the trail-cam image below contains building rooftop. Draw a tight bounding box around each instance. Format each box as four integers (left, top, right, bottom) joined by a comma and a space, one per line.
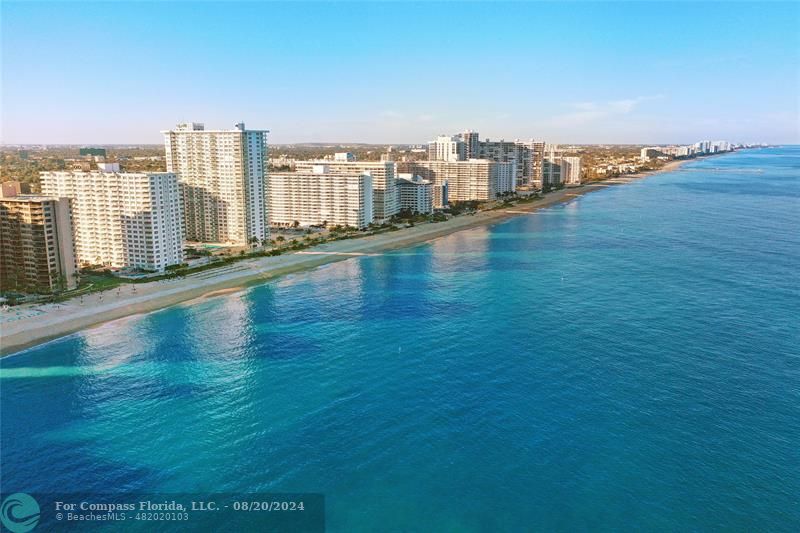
161, 122, 269, 134
0, 194, 62, 203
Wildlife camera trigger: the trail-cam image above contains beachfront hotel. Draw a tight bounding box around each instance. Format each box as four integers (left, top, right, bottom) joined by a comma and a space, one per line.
163, 122, 269, 245
40, 171, 184, 272
0, 189, 78, 292
269, 165, 374, 229
396, 174, 434, 214
399, 159, 515, 207
294, 160, 398, 221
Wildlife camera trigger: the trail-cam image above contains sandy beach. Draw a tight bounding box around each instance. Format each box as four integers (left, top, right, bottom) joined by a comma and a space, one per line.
0, 160, 687, 355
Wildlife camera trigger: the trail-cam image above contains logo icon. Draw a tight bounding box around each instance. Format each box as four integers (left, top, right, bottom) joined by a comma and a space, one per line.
0, 493, 39, 533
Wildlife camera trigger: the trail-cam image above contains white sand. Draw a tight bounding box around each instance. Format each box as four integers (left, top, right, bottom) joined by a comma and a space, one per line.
0, 163, 688, 356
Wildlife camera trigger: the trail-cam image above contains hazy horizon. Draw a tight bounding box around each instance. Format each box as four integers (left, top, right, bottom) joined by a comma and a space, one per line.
2, 1, 798, 145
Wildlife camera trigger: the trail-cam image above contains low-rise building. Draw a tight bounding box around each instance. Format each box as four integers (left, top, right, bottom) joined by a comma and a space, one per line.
1, 181, 31, 197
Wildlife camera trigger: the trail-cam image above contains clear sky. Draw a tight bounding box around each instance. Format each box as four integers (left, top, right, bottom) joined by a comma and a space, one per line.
2, 1, 798, 145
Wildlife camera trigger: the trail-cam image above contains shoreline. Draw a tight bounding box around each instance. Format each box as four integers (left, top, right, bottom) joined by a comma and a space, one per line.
0, 158, 690, 356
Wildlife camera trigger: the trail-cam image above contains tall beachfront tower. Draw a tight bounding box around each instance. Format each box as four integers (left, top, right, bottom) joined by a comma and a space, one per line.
163, 122, 269, 245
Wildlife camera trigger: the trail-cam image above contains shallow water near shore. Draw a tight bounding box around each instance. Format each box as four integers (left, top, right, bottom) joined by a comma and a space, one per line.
2, 148, 799, 531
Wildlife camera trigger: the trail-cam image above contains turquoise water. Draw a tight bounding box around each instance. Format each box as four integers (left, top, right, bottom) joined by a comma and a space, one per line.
2, 148, 799, 531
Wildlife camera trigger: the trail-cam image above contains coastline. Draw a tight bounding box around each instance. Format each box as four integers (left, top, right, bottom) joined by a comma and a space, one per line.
0, 159, 689, 356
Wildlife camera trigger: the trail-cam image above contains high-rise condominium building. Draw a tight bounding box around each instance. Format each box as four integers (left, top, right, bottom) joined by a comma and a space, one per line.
514, 140, 545, 189
163, 122, 268, 245
562, 157, 582, 186
458, 130, 481, 159
441, 133, 545, 189
694, 140, 711, 154
396, 174, 433, 214
294, 160, 398, 221
542, 150, 570, 191
478, 138, 518, 164
400, 160, 515, 207
428, 135, 466, 162
0, 192, 77, 292
269, 165, 373, 229
41, 171, 184, 272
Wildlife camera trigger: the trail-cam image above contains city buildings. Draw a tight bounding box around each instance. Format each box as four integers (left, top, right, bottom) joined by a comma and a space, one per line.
0, 190, 78, 292
512, 139, 546, 189
400, 159, 515, 206
443, 132, 544, 189
396, 174, 433, 214
294, 160, 399, 221
641, 140, 735, 161
41, 171, 184, 272
269, 165, 373, 229
695, 140, 711, 154
541, 147, 582, 189
428, 135, 466, 162
163, 122, 268, 245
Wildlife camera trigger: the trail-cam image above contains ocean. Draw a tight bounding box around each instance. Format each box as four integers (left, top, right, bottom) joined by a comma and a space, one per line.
2, 147, 798, 531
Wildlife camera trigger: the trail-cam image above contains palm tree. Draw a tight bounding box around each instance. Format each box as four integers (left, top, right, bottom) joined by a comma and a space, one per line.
53, 274, 67, 294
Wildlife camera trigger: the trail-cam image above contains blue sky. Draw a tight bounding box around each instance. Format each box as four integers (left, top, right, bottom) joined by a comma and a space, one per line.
2, 1, 798, 144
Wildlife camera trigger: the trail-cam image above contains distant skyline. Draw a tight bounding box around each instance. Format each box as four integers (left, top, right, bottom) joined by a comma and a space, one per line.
2, 1, 798, 145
